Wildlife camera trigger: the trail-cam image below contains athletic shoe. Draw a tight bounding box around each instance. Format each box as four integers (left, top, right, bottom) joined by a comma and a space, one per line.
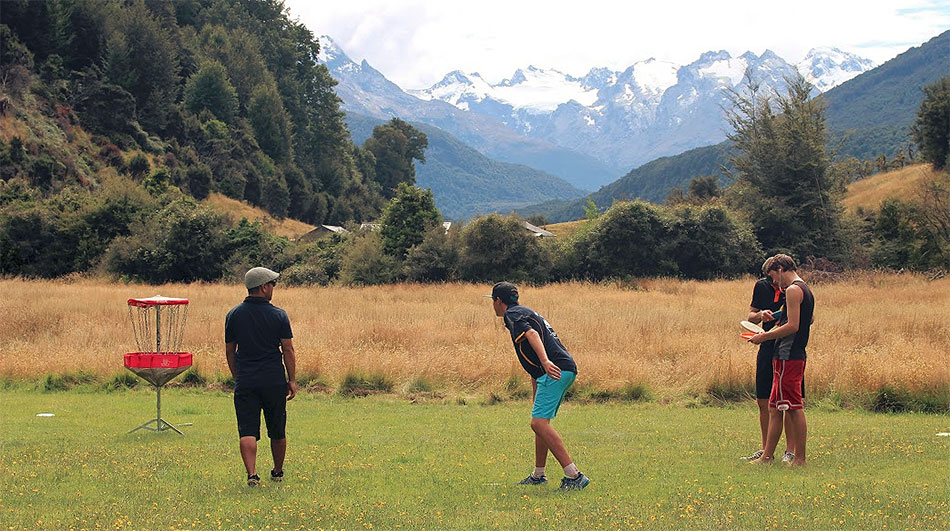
558, 473, 590, 490
517, 475, 547, 485
741, 450, 764, 460
781, 451, 795, 463
270, 469, 284, 482
247, 474, 261, 487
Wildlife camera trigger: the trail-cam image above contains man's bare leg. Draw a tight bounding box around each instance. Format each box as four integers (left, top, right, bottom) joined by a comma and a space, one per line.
530, 418, 571, 468
535, 433, 549, 468
756, 398, 769, 450
240, 436, 257, 475
786, 410, 806, 466
751, 409, 784, 463
271, 438, 286, 472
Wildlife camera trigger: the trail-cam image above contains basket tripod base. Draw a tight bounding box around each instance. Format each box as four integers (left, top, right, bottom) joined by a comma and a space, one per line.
129, 417, 192, 435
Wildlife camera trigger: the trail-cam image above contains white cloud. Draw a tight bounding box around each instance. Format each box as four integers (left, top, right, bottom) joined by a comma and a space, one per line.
285, 0, 950, 89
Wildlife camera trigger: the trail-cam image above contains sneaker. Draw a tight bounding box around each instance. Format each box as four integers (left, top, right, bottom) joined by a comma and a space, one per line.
247, 474, 261, 487
270, 469, 284, 482
741, 450, 764, 460
781, 451, 795, 463
517, 475, 547, 485
558, 473, 590, 490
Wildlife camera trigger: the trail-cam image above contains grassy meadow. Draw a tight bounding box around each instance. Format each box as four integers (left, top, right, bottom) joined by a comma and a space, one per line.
1, 274, 948, 407
842, 164, 940, 214
1, 389, 948, 530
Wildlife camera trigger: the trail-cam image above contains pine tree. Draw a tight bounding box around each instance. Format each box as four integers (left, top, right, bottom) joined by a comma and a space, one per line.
726, 73, 847, 261
911, 76, 950, 171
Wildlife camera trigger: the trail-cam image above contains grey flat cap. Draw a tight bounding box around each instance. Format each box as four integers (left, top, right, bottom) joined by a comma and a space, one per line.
245, 267, 280, 289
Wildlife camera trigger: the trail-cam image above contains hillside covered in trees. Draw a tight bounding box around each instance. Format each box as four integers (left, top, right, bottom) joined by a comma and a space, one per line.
0, 0, 425, 224
1, 1, 946, 285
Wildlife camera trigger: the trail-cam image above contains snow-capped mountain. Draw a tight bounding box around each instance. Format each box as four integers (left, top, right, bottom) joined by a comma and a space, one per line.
318, 35, 875, 183
797, 47, 877, 93
413, 48, 875, 169
317, 36, 619, 190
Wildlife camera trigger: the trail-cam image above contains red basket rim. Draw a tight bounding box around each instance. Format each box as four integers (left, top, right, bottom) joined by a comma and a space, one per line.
125, 352, 193, 356
128, 295, 189, 307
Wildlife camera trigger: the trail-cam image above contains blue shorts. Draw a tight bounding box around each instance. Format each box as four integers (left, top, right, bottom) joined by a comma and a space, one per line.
531, 371, 576, 419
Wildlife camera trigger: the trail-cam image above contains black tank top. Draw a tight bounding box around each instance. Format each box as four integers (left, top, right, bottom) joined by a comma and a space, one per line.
775, 279, 814, 360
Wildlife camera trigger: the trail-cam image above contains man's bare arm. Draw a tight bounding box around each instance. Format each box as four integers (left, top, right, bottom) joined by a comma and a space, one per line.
225, 342, 237, 377
281, 338, 297, 400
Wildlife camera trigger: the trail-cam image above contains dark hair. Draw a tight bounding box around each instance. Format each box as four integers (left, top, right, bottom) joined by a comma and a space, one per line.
767, 254, 797, 272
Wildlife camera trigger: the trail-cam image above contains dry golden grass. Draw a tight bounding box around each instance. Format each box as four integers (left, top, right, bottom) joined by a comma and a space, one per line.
543, 219, 589, 238
2, 274, 947, 398
843, 164, 939, 213
204, 193, 316, 239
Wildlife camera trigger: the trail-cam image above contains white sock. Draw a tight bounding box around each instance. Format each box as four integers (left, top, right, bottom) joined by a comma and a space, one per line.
563, 463, 579, 478
532, 466, 545, 478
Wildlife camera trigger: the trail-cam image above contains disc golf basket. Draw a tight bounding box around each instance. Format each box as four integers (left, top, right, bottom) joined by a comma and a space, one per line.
124, 296, 193, 435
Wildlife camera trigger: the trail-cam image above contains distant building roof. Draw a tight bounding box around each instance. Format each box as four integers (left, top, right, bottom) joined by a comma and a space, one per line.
522, 221, 555, 238
297, 224, 349, 242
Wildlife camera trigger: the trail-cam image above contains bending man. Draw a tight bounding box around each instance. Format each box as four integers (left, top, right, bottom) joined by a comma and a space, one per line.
489, 281, 590, 489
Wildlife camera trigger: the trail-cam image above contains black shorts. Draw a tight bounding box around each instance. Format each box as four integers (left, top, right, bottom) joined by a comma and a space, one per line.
234, 384, 287, 440
756, 349, 805, 400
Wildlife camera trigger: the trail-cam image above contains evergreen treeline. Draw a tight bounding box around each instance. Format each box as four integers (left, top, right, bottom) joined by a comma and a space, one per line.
0, 3, 947, 284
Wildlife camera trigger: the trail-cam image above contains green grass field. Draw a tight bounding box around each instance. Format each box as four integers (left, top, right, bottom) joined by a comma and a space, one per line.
2, 388, 948, 530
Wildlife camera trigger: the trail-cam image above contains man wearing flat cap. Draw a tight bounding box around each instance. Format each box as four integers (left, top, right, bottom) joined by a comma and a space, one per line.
225, 267, 297, 486
489, 281, 590, 490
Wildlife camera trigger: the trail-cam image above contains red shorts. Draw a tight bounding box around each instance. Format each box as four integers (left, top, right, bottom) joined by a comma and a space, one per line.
769, 359, 805, 410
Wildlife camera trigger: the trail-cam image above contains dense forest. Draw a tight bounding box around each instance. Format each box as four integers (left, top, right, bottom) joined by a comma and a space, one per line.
1, 1, 947, 285
0, 0, 427, 223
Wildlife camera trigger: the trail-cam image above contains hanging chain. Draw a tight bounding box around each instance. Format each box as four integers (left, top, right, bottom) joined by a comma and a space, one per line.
127, 303, 189, 353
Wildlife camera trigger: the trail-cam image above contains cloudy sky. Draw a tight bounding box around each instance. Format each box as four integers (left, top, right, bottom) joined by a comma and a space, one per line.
284, 0, 950, 89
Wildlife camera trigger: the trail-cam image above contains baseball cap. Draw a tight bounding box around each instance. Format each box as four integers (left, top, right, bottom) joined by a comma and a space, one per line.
485, 281, 519, 304
245, 267, 280, 289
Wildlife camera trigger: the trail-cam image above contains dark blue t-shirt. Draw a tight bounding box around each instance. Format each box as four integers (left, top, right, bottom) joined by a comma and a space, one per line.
225, 297, 293, 388
750, 278, 785, 357
503, 304, 577, 380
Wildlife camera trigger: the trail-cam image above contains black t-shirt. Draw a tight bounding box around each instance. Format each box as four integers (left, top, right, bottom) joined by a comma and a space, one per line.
775, 280, 814, 361
225, 297, 293, 388
750, 278, 785, 357
503, 304, 577, 379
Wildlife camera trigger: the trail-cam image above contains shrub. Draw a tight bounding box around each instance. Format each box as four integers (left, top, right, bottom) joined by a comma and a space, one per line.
338, 233, 396, 286
104, 197, 231, 283
706, 379, 754, 402
127, 152, 150, 177
618, 382, 654, 402
183, 61, 239, 123
43, 371, 98, 392
667, 204, 761, 279
179, 368, 207, 387
185, 163, 212, 200
102, 372, 139, 391
338, 371, 394, 397
582, 201, 675, 279
407, 376, 435, 393
296, 372, 330, 393
458, 214, 548, 282
403, 224, 459, 282
280, 263, 330, 286
379, 183, 441, 258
